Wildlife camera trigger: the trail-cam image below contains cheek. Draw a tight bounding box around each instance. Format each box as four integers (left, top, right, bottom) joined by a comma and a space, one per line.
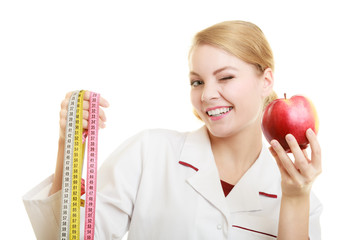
223, 83, 248, 102
227, 81, 263, 110
190, 90, 201, 110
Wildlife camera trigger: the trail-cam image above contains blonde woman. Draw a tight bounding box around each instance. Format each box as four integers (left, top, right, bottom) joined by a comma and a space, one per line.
24, 20, 322, 239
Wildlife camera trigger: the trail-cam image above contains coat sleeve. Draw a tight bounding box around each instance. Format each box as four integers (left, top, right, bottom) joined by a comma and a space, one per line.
309, 191, 323, 240
23, 175, 63, 240
23, 130, 149, 240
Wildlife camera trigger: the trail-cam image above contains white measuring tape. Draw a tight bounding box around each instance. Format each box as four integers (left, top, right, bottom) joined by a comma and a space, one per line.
59, 91, 99, 240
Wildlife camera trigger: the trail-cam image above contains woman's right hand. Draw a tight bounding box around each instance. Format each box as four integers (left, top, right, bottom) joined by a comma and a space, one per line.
50, 91, 109, 196
59, 91, 110, 140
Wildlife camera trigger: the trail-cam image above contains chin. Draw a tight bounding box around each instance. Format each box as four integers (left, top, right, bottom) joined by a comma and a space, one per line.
205, 124, 237, 139
205, 117, 260, 140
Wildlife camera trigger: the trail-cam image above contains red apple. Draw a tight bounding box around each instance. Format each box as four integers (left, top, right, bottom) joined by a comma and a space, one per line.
261, 94, 319, 152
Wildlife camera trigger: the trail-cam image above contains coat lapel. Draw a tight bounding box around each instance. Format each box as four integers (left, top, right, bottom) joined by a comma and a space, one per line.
225, 146, 268, 213
179, 126, 278, 216
226, 144, 281, 213
179, 126, 229, 216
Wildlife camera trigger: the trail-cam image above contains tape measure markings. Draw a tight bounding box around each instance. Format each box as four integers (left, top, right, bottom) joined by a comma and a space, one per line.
84, 92, 100, 240
60, 91, 80, 240
59, 90, 100, 240
70, 90, 85, 240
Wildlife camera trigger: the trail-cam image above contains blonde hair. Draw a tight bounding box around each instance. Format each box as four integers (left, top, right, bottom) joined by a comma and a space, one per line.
189, 20, 277, 119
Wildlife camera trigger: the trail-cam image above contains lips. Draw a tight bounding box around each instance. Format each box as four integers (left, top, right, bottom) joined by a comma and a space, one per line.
205, 106, 233, 120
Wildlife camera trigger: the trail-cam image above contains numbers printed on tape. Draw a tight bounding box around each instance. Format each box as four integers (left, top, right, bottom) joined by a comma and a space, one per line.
60, 90, 99, 240
70, 90, 84, 240
60, 91, 79, 240
84, 92, 99, 240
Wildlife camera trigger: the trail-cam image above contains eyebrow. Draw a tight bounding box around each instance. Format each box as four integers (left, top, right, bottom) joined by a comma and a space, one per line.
189, 66, 238, 77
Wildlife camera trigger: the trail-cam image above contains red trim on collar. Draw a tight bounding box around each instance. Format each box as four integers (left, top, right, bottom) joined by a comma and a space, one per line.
232, 225, 277, 238
259, 192, 277, 198
220, 180, 235, 197
178, 161, 199, 172
178, 162, 277, 199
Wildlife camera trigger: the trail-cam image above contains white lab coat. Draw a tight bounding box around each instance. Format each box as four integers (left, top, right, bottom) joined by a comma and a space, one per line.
23, 126, 322, 239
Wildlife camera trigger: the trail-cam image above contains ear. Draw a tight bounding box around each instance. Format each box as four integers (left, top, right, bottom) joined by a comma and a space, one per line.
261, 68, 274, 98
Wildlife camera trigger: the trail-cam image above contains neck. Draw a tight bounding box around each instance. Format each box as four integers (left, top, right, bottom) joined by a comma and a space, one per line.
209, 118, 263, 185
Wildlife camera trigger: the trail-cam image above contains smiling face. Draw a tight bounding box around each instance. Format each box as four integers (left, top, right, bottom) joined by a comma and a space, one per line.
189, 44, 273, 138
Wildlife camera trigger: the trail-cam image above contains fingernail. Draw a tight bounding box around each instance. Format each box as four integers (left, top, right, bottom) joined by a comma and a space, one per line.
285, 134, 295, 142
271, 139, 279, 148
306, 128, 314, 136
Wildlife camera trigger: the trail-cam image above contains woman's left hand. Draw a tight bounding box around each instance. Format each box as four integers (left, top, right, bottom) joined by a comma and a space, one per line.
269, 128, 322, 198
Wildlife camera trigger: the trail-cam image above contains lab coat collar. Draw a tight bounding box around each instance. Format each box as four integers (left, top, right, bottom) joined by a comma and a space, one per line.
179, 126, 269, 214
225, 146, 268, 213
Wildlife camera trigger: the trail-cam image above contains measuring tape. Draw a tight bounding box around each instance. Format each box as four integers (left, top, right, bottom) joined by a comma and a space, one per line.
84, 92, 99, 239
60, 91, 80, 240
70, 90, 85, 239
59, 90, 99, 240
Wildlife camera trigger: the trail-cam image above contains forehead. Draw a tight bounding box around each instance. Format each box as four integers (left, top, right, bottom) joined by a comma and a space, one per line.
189, 44, 253, 74
190, 44, 235, 61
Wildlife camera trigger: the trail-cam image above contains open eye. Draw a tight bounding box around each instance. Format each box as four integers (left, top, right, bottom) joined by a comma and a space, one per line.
190, 80, 204, 87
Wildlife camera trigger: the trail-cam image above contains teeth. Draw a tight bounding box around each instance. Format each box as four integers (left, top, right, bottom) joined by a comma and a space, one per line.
207, 107, 233, 116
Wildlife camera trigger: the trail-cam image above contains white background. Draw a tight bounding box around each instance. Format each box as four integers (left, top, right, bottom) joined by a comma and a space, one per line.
1, 0, 359, 239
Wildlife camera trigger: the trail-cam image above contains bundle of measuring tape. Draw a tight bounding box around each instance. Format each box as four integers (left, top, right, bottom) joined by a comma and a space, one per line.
59, 90, 100, 240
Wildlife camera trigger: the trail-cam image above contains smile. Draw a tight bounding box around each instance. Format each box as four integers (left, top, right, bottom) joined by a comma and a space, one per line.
206, 107, 233, 117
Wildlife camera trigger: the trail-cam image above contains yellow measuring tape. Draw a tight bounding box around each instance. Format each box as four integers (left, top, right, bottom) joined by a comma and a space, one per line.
70, 90, 85, 239
60, 91, 79, 240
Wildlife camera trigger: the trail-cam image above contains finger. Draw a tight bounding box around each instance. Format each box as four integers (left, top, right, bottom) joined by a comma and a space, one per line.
269, 146, 277, 159
271, 139, 302, 181
62, 91, 82, 110
269, 147, 289, 178
306, 128, 322, 170
61, 91, 75, 109
302, 148, 308, 158
83, 119, 88, 129
83, 90, 91, 100
85, 108, 107, 126
61, 98, 69, 110
84, 100, 107, 123
82, 118, 106, 129
59, 118, 67, 131
83, 110, 89, 120
83, 110, 106, 125
65, 91, 73, 99
83, 91, 110, 108
82, 97, 107, 110
99, 96, 110, 108
84, 104, 107, 122
99, 119, 106, 128
302, 149, 311, 163
99, 107, 107, 122
285, 134, 310, 173
59, 108, 67, 120
83, 100, 89, 110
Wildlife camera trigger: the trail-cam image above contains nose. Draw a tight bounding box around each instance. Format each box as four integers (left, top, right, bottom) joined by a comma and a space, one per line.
201, 82, 220, 102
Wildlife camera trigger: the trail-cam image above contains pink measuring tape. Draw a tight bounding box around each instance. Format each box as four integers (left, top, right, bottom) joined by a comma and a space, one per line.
84, 92, 99, 239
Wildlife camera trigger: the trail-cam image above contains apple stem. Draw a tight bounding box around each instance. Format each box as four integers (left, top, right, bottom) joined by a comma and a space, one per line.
284, 93, 287, 99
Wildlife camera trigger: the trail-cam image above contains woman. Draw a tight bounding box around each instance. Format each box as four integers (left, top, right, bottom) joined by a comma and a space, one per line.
24, 20, 322, 239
